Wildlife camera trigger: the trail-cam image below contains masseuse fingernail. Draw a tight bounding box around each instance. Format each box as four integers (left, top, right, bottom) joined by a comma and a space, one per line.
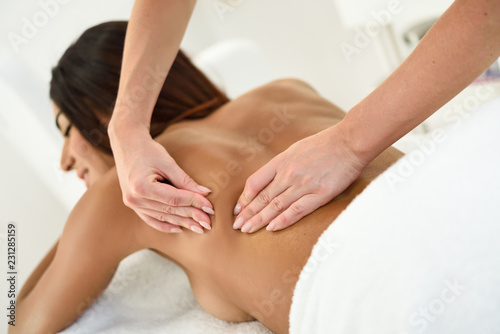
191, 225, 204, 234
233, 204, 242, 215
202, 206, 215, 215
197, 185, 212, 193
233, 217, 244, 229
266, 222, 276, 231
199, 221, 211, 230
241, 222, 253, 233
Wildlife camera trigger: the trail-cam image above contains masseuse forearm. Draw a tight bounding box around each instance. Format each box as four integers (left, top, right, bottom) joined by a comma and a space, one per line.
109, 0, 196, 132
340, 0, 500, 164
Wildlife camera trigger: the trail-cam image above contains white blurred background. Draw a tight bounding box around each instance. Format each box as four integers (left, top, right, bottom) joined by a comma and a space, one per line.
1, 0, 499, 330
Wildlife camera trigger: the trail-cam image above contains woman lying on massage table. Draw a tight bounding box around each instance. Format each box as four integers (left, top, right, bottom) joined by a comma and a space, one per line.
11, 21, 403, 334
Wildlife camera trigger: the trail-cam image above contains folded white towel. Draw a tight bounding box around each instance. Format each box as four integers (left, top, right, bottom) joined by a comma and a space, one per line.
290, 98, 500, 334
60, 249, 272, 334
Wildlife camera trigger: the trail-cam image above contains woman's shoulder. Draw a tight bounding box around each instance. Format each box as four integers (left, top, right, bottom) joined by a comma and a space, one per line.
243, 78, 319, 100
199, 77, 343, 134
265, 78, 318, 92
220, 78, 328, 116
231, 78, 344, 120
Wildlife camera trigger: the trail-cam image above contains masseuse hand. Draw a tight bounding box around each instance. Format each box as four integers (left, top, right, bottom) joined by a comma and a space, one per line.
233, 124, 366, 233
109, 122, 214, 234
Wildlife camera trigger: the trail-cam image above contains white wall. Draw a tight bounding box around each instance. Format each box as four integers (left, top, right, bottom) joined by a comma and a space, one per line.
0, 136, 68, 307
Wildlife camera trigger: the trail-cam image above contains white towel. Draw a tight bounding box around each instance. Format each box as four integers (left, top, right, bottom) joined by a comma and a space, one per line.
290, 98, 500, 334
60, 249, 272, 334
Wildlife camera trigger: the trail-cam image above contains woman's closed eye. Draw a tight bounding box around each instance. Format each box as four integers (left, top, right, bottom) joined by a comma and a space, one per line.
63, 123, 73, 137
55, 110, 73, 137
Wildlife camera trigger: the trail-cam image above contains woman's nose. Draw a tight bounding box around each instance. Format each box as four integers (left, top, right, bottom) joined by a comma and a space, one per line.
60, 141, 75, 172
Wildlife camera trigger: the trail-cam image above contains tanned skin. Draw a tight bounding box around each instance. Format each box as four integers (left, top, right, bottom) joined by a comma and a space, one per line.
12, 79, 402, 334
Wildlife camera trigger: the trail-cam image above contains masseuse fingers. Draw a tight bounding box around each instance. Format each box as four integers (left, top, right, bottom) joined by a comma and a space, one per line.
136, 212, 182, 233
233, 159, 278, 216
143, 181, 214, 214
233, 180, 289, 231
138, 209, 206, 234
162, 156, 213, 196
139, 199, 212, 230
266, 194, 324, 232
140, 207, 206, 232
237, 187, 297, 233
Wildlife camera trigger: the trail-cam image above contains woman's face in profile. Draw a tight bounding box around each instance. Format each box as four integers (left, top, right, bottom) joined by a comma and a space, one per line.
52, 101, 114, 188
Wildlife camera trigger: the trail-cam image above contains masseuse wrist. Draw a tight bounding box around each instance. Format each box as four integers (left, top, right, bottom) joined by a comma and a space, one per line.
108, 106, 152, 146
316, 121, 366, 179
335, 106, 382, 168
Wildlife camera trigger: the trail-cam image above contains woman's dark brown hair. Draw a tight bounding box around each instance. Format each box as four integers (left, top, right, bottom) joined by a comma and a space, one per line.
50, 21, 229, 155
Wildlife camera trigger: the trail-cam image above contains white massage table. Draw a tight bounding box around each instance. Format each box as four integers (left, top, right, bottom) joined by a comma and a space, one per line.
60, 249, 272, 334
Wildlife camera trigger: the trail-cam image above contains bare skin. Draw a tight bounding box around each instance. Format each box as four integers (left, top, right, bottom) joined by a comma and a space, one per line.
12, 79, 402, 334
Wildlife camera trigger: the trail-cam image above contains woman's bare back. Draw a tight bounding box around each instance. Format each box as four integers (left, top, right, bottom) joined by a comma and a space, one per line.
12, 79, 402, 334
133, 79, 403, 333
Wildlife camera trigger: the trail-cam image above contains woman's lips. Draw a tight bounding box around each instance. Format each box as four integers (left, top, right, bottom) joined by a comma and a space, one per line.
77, 169, 89, 188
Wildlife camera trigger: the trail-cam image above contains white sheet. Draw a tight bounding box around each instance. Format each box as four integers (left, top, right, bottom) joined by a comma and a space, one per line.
60, 250, 272, 334
290, 98, 500, 333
